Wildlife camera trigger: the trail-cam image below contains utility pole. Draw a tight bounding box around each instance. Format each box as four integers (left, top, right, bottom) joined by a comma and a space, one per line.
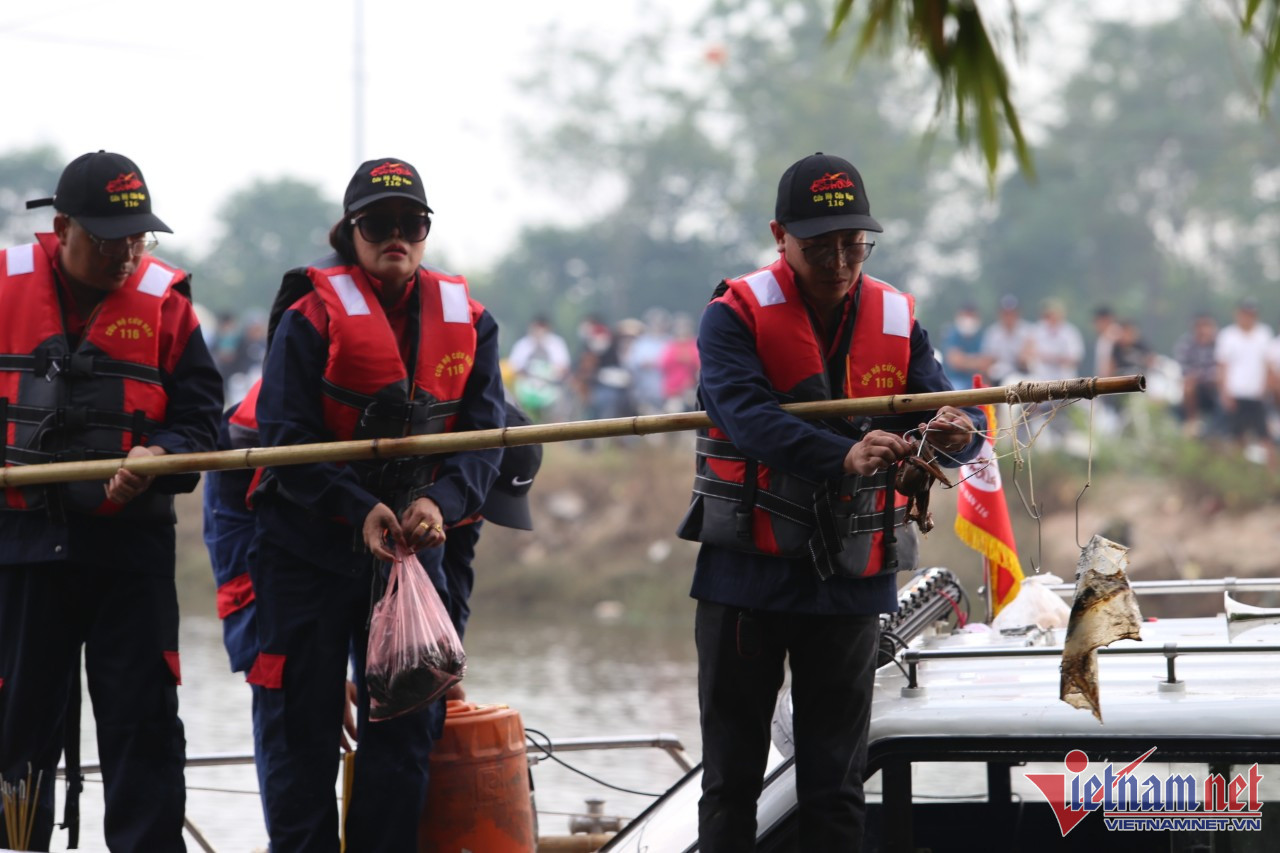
353, 0, 365, 165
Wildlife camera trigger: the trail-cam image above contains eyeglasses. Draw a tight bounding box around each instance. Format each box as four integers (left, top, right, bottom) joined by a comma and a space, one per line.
349, 212, 431, 243
81, 227, 158, 257
799, 239, 875, 268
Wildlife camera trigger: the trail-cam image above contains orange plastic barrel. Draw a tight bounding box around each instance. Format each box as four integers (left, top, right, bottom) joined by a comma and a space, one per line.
419, 700, 536, 852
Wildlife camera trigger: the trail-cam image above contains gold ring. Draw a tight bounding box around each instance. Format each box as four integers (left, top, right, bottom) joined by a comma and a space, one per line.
418, 521, 430, 532
429, 523, 443, 533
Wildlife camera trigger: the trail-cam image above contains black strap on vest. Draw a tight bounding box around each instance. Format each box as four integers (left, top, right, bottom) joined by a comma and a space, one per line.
130, 409, 147, 447
321, 379, 462, 430
0, 397, 7, 467
881, 462, 900, 571
0, 353, 162, 385
809, 485, 843, 581
3, 446, 131, 466
31, 351, 52, 380
1, 403, 161, 436
691, 475, 818, 528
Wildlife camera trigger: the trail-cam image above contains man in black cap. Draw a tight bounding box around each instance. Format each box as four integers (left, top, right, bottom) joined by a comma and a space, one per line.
677, 153, 982, 850
0, 152, 222, 850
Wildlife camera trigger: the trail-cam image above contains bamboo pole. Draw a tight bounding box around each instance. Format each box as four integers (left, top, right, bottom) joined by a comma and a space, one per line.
0, 374, 1144, 488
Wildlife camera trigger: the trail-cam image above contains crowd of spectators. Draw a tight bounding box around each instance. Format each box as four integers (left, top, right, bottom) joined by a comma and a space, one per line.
201, 304, 701, 428
198, 308, 267, 407
203, 294, 1280, 466
505, 308, 701, 428
939, 295, 1280, 465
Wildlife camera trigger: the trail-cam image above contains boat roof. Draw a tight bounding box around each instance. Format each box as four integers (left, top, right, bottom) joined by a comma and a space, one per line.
606, 598, 1280, 851
870, 615, 1280, 744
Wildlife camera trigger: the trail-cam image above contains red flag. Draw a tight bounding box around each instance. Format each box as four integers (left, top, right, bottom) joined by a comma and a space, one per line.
953, 377, 1024, 616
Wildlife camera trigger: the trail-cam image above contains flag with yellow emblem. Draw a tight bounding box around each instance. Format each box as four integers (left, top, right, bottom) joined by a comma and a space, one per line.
953, 379, 1024, 616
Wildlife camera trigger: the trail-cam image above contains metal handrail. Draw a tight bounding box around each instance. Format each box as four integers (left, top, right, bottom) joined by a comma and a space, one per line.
1046, 577, 1280, 597
59, 736, 690, 853
63, 734, 692, 776
526, 734, 692, 773
900, 643, 1280, 690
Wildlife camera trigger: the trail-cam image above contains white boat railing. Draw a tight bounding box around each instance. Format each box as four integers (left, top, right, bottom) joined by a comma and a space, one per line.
1047, 577, 1280, 596
900, 642, 1280, 691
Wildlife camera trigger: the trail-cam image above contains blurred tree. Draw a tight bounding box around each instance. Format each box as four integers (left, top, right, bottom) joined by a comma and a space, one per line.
190, 177, 339, 313
829, 0, 1280, 182
0, 145, 63, 245
489, 0, 971, 339
978, 8, 1280, 348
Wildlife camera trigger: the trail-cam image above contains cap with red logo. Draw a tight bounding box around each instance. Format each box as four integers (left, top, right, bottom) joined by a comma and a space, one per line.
343, 157, 434, 215
26, 150, 172, 239
775, 152, 882, 239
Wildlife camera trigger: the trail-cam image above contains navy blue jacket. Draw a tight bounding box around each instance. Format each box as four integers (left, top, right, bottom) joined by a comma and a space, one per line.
203, 404, 258, 672
254, 278, 504, 575
690, 282, 985, 615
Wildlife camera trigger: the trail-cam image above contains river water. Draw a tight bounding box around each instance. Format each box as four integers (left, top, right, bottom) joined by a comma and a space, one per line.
56, 600, 702, 852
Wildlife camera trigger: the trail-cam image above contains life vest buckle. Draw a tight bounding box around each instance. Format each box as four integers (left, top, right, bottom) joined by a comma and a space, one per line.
359, 400, 414, 436
33, 352, 62, 382
55, 406, 89, 432
68, 352, 97, 379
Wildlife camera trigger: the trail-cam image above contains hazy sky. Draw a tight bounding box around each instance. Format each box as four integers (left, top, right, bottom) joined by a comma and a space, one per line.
0, 0, 1187, 270
0, 0, 673, 266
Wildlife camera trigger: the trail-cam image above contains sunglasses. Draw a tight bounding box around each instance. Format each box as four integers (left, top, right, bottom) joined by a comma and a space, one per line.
800, 240, 875, 268
349, 212, 431, 243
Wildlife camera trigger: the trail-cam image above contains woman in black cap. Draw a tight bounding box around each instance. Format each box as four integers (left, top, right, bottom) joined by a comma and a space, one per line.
247, 157, 504, 851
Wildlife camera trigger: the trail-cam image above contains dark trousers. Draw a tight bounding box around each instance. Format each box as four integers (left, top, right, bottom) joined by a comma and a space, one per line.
441, 521, 481, 640
695, 601, 879, 852
250, 539, 447, 853
0, 562, 186, 852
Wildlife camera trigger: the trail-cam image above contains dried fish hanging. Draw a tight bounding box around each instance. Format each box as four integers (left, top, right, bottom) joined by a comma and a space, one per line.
1060, 535, 1143, 722
1, 764, 42, 851
997, 396, 1146, 723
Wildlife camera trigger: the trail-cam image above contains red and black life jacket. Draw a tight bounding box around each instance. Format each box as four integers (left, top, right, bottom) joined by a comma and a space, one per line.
0, 233, 182, 519
269, 259, 482, 506
677, 257, 918, 579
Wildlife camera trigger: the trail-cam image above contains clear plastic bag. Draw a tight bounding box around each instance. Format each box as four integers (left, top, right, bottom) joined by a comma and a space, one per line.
365, 546, 466, 721
991, 572, 1072, 632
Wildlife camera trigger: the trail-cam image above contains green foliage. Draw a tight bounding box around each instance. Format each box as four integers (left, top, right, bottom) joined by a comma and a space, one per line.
1148, 433, 1280, 510
188, 177, 339, 314
499, 0, 960, 336
833, 0, 1034, 184
830, 0, 1280, 182
974, 8, 1280, 351
1244, 0, 1280, 100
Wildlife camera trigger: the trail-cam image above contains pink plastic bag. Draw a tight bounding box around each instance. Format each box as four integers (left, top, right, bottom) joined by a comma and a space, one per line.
365, 546, 466, 721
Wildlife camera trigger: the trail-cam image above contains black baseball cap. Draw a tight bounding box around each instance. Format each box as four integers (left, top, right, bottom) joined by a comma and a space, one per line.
481, 401, 543, 531
343, 157, 433, 215
26, 151, 172, 239
775, 152, 882, 239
